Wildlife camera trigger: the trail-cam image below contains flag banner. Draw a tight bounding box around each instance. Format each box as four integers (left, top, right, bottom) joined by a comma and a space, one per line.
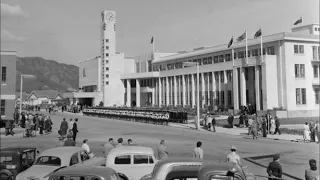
294, 17, 302, 25
150, 36, 153, 44
254, 28, 262, 38
228, 37, 233, 48
237, 32, 246, 42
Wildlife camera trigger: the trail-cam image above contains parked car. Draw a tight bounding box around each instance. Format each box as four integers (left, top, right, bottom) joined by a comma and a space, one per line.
0, 147, 37, 180
140, 158, 208, 180
106, 146, 157, 180
48, 165, 121, 180
16, 147, 105, 180
197, 163, 256, 180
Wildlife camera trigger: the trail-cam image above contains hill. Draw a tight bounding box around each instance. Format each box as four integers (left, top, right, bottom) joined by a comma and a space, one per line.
16, 57, 79, 93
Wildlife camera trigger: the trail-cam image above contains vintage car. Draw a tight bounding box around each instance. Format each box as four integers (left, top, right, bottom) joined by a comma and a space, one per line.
106, 146, 157, 180
16, 147, 105, 180
140, 158, 208, 180
197, 163, 256, 180
48, 165, 121, 180
0, 147, 38, 180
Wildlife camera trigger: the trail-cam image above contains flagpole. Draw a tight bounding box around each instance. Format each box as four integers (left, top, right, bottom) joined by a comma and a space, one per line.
245, 30, 248, 64
260, 27, 263, 61
152, 38, 155, 53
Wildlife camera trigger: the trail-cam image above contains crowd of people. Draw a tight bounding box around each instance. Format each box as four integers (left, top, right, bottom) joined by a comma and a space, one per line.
303, 121, 320, 143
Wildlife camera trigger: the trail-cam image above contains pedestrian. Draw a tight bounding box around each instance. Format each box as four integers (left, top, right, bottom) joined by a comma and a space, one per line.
39, 116, 44, 135
35, 114, 40, 132
127, 139, 133, 146
72, 118, 79, 142
226, 145, 241, 165
157, 140, 168, 160
315, 121, 320, 143
5, 120, 13, 136
309, 121, 316, 142
115, 138, 123, 148
81, 139, 94, 157
21, 112, 26, 128
59, 118, 68, 138
248, 117, 253, 135
305, 159, 319, 180
270, 117, 276, 134
103, 138, 114, 158
274, 116, 281, 135
262, 118, 267, 137
193, 141, 203, 159
68, 118, 74, 134
251, 119, 258, 140
304, 122, 311, 143
64, 134, 76, 146
211, 116, 216, 132
267, 154, 282, 180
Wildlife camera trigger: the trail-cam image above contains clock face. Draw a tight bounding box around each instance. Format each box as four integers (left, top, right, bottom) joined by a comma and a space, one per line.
106, 12, 115, 23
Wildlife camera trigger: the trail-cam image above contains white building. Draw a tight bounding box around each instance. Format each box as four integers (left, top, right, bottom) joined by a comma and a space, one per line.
120, 23, 320, 118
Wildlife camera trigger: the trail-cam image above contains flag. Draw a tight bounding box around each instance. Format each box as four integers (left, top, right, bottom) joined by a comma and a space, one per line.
150, 37, 153, 44
227, 37, 233, 48
237, 32, 246, 42
294, 17, 302, 25
254, 28, 262, 38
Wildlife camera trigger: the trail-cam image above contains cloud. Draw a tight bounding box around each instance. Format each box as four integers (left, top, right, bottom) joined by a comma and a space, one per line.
1, 3, 27, 17
1, 29, 27, 42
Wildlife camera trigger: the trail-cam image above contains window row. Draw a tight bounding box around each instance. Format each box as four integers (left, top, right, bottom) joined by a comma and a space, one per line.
312, 46, 320, 60
295, 64, 305, 78
313, 64, 319, 78
114, 155, 154, 165
1, 100, 5, 115
294, 44, 304, 54
1, 67, 6, 82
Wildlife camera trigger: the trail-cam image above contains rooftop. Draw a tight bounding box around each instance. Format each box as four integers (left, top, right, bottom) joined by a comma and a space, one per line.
108, 146, 154, 156
27, 90, 62, 99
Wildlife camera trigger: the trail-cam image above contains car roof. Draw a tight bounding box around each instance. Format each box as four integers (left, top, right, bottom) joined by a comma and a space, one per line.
108, 146, 154, 156
197, 162, 243, 180
39, 147, 83, 159
52, 165, 116, 177
0, 147, 37, 153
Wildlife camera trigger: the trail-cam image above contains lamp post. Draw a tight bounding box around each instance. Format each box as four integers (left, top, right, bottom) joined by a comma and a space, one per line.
183, 62, 200, 130
20, 74, 35, 114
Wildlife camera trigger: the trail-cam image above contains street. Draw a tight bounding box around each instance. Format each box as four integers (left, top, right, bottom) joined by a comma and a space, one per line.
1, 112, 319, 180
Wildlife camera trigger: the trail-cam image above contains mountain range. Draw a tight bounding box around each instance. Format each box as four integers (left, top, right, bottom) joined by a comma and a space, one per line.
16, 57, 79, 93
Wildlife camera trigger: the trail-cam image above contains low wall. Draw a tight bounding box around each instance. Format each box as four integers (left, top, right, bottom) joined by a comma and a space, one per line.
275, 110, 320, 118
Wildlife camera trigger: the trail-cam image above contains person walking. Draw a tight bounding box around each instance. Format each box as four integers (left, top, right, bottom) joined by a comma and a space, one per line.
103, 138, 114, 158
274, 116, 281, 135
59, 118, 68, 138
68, 118, 74, 134
270, 118, 276, 134
211, 116, 216, 132
193, 141, 204, 159
248, 117, 253, 135
267, 154, 282, 180
304, 122, 311, 143
262, 118, 267, 138
309, 121, 316, 142
305, 159, 319, 180
64, 134, 76, 146
226, 145, 241, 165
157, 140, 168, 160
72, 118, 79, 142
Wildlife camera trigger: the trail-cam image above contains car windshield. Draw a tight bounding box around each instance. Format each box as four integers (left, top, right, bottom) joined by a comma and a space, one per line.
35, 156, 61, 166
0, 156, 13, 163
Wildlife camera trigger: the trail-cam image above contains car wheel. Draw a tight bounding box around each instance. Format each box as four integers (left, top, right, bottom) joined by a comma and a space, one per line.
0, 172, 13, 180
117, 173, 129, 180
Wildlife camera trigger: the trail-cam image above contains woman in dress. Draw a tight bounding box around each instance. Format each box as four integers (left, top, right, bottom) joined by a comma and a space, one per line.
251, 120, 258, 139
270, 118, 276, 134
304, 122, 311, 143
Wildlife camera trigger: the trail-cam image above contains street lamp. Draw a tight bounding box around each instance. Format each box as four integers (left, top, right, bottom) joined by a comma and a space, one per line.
183, 62, 200, 130
20, 74, 35, 114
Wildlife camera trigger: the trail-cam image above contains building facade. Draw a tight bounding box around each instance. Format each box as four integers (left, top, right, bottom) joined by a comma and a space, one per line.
0, 51, 17, 120
25, 90, 63, 105
120, 23, 320, 118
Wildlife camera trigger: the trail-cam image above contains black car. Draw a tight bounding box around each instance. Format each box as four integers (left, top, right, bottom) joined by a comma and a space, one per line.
0, 147, 38, 180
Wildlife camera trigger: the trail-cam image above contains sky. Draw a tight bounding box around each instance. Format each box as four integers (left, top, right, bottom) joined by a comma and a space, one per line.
1, 0, 319, 66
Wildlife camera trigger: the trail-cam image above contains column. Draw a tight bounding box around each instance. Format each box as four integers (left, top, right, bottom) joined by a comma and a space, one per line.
166, 77, 169, 106
159, 78, 162, 106
212, 71, 216, 108
255, 66, 260, 111
152, 79, 155, 106
207, 73, 210, 106
136, 79, 141, 107
240, 67, 247, 106
177, 76, 180, 106
191, 74, 195, 108
126, 79, 131, 107
174, 76, 177, 106
224, 71, 228, 109
182, 75, 186, 107
201, 73, 205, 108
187, 75, 190, 106
233, 68, 239, 110
171, 77, 174, 105
218, 72, 221, 106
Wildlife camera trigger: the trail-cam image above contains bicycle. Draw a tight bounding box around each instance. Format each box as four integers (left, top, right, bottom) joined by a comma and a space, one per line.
23, 126, 36, 138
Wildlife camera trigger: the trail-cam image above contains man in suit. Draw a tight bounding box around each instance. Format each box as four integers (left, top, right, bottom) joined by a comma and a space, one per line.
72, 118, 79, 142
274, 116, 281, 135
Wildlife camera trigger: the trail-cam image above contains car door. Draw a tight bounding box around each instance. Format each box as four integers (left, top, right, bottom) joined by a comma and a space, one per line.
79, 150, 104, 166
69, 153, 80, 166
110, 154, 132, 176
130, 154, 155, 180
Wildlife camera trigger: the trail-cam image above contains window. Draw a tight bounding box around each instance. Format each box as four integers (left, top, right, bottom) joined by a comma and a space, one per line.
227, 70, 232, 82
105, 60, 109, 64
225, 54, 231, 62
208, 57, 213, 64
216, 91, 219, 104
136, 62, 140, 72
214, 56, 219, 63
219, 55, 224, 63
167, 64, 174, 70
105, 39, 109, 43
80, 151, 90, 162
214, 72, 219, 82
35, 156, 61, 166
220, 71, 224, 82
295, 64, 305, 78
203, 58, 208, 65
312, 46, 318, 60
313, 65, 319, 78
1, 67, 6, 82
70, 153, 79, 166
106, 67, 109, 71
0, 100, 5, 116
267, 46, 275, 55
294, 44, 304, 54
228, 90, 232, 105
134, 155, 149, 164
234, 52, 237, 59
148, 156, 154, 164
221, 91, 224, 104
315, 88, 320, 104
106, 74, 109, 78
115, 155, 131, 164
296, 88, 307, 105
106, 81, 109, 85
0, 156, 12, 163
106, 53, 109, 57
106, 46, 109, 50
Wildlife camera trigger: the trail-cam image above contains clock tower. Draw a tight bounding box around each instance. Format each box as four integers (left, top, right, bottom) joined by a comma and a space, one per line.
101, 10, 116, 106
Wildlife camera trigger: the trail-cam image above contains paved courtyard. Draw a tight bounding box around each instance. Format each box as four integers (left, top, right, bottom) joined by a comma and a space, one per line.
1, 112, 319, 180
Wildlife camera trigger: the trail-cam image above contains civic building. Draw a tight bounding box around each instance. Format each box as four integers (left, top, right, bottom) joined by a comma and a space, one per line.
0, 51, 17, 120
121, 23, 320, 118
